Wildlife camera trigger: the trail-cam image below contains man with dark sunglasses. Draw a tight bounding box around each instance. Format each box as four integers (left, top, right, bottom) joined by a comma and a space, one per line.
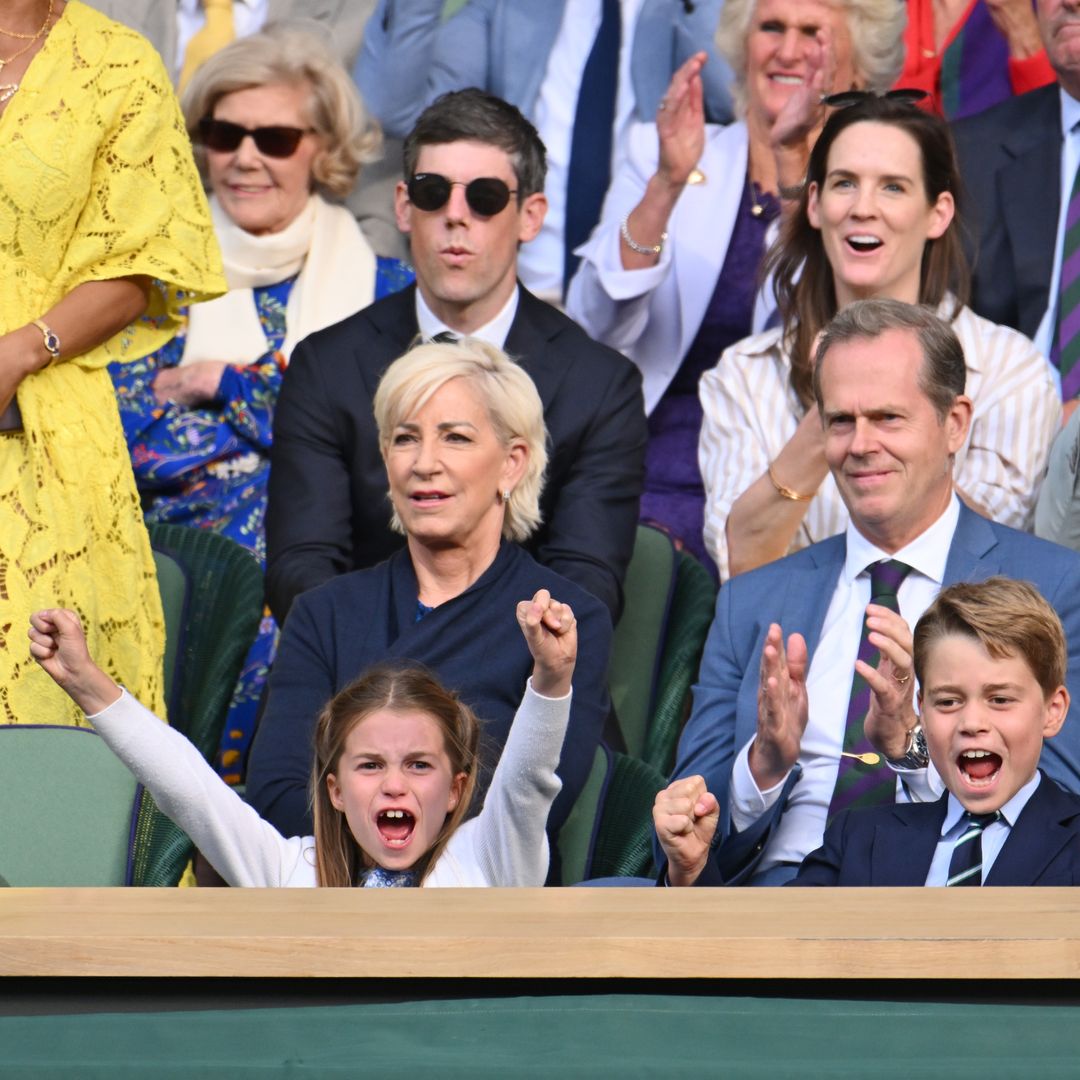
265, 88, 647, 627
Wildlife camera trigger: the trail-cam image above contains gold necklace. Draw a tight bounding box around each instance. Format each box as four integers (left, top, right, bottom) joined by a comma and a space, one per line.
0, 0, 54, 104
0, 0, 50, 39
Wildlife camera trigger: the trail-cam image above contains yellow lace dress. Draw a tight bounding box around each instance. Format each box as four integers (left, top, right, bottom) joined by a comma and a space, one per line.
0, 1, 225, 725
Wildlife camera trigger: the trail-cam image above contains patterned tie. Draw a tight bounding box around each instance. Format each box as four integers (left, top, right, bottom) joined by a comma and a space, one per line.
946, 810, 1002, 886
179, 0, 236, 93
563, 0, 621, 294
362, 866, 418, 888
828, 559, 913, 820
1052, 142, 1080, 402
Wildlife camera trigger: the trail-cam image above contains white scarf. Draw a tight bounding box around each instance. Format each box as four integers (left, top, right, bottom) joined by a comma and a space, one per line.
181, 193, 377, 366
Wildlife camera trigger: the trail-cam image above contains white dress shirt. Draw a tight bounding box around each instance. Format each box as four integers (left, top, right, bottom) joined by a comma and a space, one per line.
176, 0, 268, 81
699, 302, 1061, 579
729, 496, 962, 872
1033, 87, 1080, 371
521, 0, 645, 302
415, 285, 520, 350
924, 772, 1040, 886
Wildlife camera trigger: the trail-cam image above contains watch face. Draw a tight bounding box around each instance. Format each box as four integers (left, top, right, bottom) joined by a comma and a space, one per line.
44, 332, 60, 355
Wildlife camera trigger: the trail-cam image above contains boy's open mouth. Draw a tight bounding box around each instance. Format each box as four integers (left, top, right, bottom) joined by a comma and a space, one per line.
376, 809, 416, 847
957, 749, 1002, 785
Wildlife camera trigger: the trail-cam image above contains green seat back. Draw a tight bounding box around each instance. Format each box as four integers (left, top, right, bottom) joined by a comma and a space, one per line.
642, 550, 718, 774
143, 524, 265, 886
557, 746, 667, 884
0, 726, 139, 886
609, 526, 677, 757
555, 746, 609, 886
147, 523, 264, 764
151, 547, 187, 706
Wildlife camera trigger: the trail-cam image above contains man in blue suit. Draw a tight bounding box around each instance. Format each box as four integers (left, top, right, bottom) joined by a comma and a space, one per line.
663, 299, 1080, 885
660, 577, 1080, 886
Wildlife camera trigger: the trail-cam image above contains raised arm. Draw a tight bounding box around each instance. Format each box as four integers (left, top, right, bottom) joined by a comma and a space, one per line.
29, 609, 306, 886
472, 590, 577, 886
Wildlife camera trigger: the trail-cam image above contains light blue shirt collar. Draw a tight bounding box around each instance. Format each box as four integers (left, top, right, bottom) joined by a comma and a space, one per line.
940, 770, 1042, 836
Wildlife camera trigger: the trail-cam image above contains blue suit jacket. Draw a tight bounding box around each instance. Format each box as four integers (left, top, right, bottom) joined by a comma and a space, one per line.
355, 0, 733, 138
671, 503, 1080, 873
792, 773, 1080, 886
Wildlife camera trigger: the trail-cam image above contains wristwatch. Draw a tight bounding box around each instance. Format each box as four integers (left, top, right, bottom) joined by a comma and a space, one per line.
32, 319, 61, 365
885, 724, 929, 770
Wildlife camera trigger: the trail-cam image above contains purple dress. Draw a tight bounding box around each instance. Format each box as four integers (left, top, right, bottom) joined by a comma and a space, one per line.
640, 179, 779, 576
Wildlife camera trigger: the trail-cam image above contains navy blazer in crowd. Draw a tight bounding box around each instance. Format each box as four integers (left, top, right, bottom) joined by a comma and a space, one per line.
793, 773, 1080, 886
953, 83, 1061, 340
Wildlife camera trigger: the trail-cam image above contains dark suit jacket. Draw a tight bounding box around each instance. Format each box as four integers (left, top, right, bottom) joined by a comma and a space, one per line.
672, 503, 1080, 883
952, 83, 1062, 339
265, 284, 646, 622
792, 774, 1080, 886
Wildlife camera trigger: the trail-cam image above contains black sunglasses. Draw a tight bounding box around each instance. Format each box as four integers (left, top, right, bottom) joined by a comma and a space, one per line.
407, 173, 518, 216
821, 88, 930, 109
198, 117, 315, 158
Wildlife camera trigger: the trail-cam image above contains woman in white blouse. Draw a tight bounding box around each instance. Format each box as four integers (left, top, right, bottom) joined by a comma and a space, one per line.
699, 93, 1060, 580
567, 0, 905, 571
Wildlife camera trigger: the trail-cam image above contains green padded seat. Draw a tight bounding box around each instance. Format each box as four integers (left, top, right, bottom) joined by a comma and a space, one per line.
608, 525, 677, 758
558, 745, 667, 884
0, 725, 139, 886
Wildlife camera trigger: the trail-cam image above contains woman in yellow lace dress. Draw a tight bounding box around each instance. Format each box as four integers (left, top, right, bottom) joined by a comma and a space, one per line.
0, 0, 224, 724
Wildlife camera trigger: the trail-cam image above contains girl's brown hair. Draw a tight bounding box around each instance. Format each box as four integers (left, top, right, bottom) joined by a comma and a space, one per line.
765, 95, 970, 408
311, 664, 480, 887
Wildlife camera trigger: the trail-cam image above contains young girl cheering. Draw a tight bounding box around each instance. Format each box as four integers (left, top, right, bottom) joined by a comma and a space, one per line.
28, 589, 577, 887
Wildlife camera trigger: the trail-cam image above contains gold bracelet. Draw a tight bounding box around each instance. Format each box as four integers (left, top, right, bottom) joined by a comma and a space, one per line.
767, 463, 813, 502
32, 319, 61, 366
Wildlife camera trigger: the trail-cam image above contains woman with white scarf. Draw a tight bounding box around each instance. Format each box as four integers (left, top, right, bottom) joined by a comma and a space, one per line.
109, 25, 413, 780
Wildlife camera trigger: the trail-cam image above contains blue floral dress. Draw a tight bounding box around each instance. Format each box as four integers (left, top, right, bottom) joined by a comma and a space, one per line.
110, 256, 414, 781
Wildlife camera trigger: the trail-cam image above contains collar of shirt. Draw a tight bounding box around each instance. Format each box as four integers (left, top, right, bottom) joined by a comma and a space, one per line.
940, 771, 1041, 838
414, 285, 520, 350
842, 492, 960, 589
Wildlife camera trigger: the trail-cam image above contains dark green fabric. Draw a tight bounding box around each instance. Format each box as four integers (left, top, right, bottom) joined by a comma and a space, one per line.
608, 525, 676, 758
127, 789, 193, 888
558, 748, 666, 884
643, 549, 717, 774
0, 727, 138, 886
151, 548, 186, 707
557, 745, 610, 885
147, 523, 264, 764
589, 754, 666, 879
3, 994, 1077, 1076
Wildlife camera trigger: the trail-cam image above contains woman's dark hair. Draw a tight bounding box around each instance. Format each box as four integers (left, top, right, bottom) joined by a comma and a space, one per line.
765, 96, 970, 407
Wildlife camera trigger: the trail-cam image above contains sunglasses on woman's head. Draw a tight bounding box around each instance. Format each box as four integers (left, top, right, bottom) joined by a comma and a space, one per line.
198, 117, 315, 158
821, 88, 930, 109
407, 173, 518, 216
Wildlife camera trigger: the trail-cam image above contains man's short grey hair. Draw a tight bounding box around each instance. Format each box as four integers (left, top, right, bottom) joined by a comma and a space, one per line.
812, 299, 966, 419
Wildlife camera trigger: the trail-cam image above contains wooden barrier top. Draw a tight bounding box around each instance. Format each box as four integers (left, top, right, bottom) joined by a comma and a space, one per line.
3, 887, 1079, 979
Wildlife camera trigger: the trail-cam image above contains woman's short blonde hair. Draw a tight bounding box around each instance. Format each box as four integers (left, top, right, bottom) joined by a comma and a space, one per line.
373, 338, 549, 544
715, 0, 906, 116
181, 21, 382, 198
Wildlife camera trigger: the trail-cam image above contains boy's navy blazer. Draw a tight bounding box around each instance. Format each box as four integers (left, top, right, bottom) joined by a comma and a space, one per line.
792, 774, 1080, 886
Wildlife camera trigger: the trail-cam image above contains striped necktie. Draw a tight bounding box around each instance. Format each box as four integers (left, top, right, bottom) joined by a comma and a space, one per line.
179, 0, 236, 93
1052, 145, 1080, 402
828, 559, 912, 820
946, 810, 1002, 886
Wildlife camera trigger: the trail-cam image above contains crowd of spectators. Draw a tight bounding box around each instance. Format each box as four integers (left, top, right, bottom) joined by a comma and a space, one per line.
9, 0, 1080, 891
